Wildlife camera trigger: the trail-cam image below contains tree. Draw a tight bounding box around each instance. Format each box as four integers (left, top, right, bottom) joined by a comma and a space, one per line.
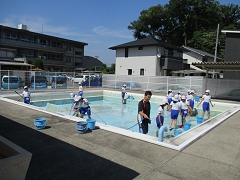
100, 63, 115, 74
34, 58, 44, 69
128, 0, 240, 59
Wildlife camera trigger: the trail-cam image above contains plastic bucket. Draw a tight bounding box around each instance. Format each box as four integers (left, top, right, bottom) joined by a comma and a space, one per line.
87, 119, 96, 130
76, 121, 88, 134
130, 96, 134, 100
34, 117, 46, 130
196, 116, 203, 124
174, 129, 182, 136
183, 122, 191, 131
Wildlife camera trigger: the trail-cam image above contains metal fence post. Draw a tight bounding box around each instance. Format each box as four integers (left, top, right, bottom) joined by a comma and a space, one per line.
7, 70, 10, 90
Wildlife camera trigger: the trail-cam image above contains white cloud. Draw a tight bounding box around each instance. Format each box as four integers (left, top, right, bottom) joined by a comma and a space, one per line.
93, 26, 132, 39
0, 14, 92, 38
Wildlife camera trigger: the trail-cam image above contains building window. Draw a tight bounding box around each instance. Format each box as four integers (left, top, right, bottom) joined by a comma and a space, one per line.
51, 41, 60, 47
38, 39, 48, 45
75, 45, 82, 48
164, 49, 173, 56
75, 51, 82, 55
125, 48, 128, 58
128, 69, 132, 75
138, 47, 143, 50
66, 57, 71, 63
66, 45, 71, 51
140, 68, 144, 75
4, 33, 17, 40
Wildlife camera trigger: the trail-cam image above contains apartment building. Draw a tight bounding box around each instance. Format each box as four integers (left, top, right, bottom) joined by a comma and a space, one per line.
0, 24, 88, 72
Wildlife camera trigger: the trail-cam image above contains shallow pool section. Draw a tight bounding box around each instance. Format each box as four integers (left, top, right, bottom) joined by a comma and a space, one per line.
2, 90, 240, 151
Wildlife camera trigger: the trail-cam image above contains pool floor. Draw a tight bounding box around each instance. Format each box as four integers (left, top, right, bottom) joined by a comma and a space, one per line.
50, 98, 221, 139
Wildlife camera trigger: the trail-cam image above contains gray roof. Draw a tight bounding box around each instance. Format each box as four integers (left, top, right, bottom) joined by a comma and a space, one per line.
192, 61, 240, 71
182, 45, 222, 60
109, 36, 184, 51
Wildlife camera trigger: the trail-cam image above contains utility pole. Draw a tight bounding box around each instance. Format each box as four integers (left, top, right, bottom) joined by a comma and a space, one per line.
213, 23, 219, 79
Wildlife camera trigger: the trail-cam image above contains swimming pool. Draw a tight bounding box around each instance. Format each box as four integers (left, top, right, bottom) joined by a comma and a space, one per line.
2, 90, 240, 150
21, 90, 231, 138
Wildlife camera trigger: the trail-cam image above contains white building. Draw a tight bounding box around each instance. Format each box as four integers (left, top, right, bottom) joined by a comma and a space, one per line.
109, 36, 189, 76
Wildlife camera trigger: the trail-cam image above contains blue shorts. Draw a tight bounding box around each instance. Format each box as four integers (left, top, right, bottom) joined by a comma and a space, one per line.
122, 92, 126, 99
156, 116, 164, 128
203, 102, 210, 111
181, 109, 188, 117
171, 109, 179, 119
79, 91, 83, 96
24, 97, 30, 104
190, 100, 194, 109
168, 98, 172, 104
80, 106, 91, 116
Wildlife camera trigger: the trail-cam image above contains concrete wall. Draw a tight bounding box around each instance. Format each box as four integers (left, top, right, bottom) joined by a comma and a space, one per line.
0, 135, 32, 180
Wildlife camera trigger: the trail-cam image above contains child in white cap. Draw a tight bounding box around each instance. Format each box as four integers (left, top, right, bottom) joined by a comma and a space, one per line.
122, 84, 127, 104
179, 95, 192, 128
197, 90, 214, 119
169, 94, 181, 130
156, 99, 168, 129
18, 86, 31, 104
73, 96, 81, 117
78, 82, 84, 96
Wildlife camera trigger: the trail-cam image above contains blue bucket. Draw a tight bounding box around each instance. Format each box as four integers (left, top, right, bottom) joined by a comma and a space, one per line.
76, 121, 88, 134
34, 118, 46, 130
174, 129, 182, 136
87, 119, 96, 130
196, 116, 203, 124
183, 122, 191, 131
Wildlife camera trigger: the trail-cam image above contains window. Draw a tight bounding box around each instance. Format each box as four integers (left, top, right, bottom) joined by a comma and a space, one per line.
66, 45, 71, 51
125, 48, 128, 58
138, 47, 143, 50
39, 39, 48, 45
128, 69, 132, 75
51, 41, 60, 47
75, 51, 82, 56
75, 45, 82, 48
140, 68, 144, 75
66, 57, 71, 63
164, 49, 173, 56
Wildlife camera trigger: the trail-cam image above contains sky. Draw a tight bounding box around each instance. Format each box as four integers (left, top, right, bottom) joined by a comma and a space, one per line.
0, 0, 239, 66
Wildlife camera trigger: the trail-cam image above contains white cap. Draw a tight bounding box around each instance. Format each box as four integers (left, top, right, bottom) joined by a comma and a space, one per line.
123, 84, 126, 87
24, 86, 28, 89
205, 90, 210, 93
160, 99, 168, 105
78, 82, 82, 85
191, 90, 195, 94
168, 89, 172, 92
70, 93, 74, 97
188, 89, 191, 93
177, 91, 181, 94
181, 95, 186, 99
173, 94, 178, 101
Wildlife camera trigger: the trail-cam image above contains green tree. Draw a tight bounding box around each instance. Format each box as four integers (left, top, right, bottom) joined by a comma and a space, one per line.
128, 0, 240, 59
100, 63, 115, 74
34, 58, 44, 69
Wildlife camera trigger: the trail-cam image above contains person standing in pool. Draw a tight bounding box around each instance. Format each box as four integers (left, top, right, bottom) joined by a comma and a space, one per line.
179, 95, 192, 128
138, 91, 152, 134
17, 86, 31, 104
156, 99, 168, 129
78, 82, 84, 96
80, 97, 91, 119
73, 96, 81, 117
122, 84, 127, 104
197, 90, 214, 119
167, 89, 173, 104
169, 95, 181, 130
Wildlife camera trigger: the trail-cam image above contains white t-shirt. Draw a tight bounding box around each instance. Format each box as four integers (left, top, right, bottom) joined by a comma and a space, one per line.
170, 101, 180, 110
81, 98, 89, 108
157, 106, 164, 116
179, 101, 188, 110
186, 94, 193, 101
22, 91, 30, 97
122, 87, 126, 93
176, 94, 181, 101
167, 93, 173, 98
202, 95, 211, 102
79, 85, 83, 92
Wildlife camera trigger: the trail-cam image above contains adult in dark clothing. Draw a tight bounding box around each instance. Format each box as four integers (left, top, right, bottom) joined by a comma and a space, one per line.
138, 91, 152, 134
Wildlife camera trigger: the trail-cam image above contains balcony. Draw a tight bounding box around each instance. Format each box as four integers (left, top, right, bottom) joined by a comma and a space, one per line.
0, 38, 66, 53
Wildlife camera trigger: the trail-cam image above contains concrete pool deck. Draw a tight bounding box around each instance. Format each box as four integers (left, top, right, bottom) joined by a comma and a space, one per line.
0, 88, 240, 179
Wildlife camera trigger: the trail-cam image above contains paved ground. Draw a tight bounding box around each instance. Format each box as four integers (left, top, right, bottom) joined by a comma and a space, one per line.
0, 88, 240, 179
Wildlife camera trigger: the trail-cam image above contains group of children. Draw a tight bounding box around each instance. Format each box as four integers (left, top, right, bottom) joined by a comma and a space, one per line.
71, 82, 91, 118
156, 89, 214, 131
